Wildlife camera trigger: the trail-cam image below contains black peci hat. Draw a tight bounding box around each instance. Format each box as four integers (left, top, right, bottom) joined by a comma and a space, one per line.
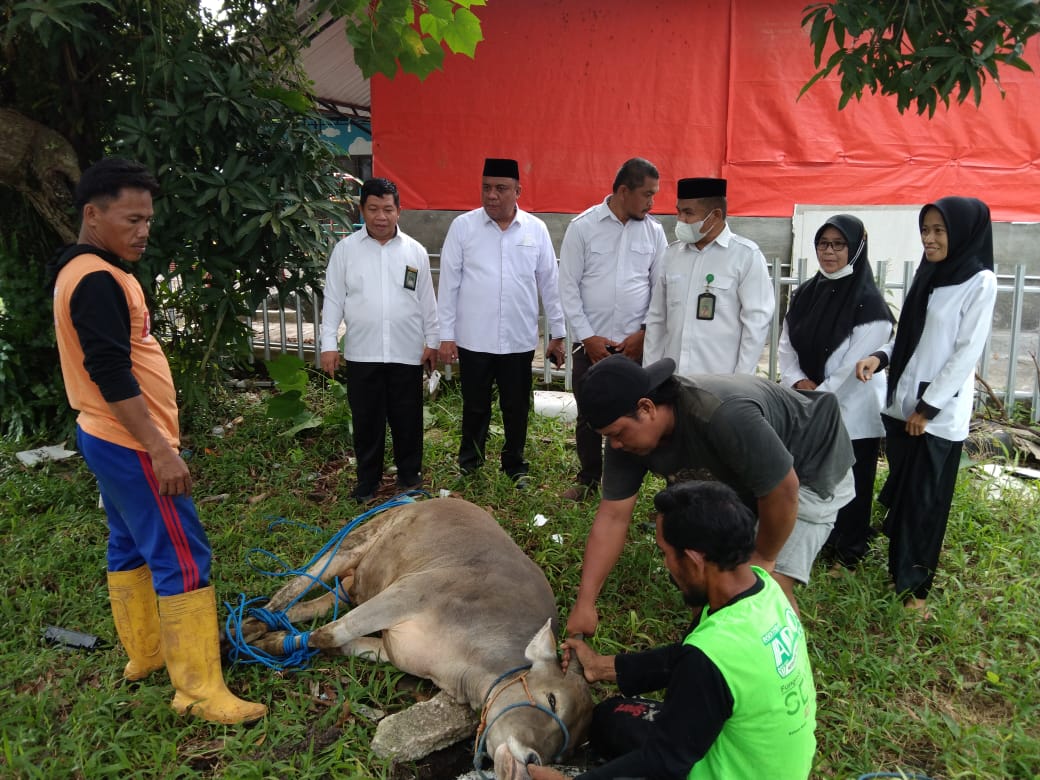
482, 158, 520, 179
677, 177, 727, 199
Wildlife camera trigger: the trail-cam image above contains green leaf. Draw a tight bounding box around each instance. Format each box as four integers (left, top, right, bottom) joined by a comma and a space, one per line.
442, 7, 483, 57
282, 413, 324, 436
328, 380, 348, 402
267, 389, 307, 419
255, 85, 314, 114
428, 0, 455, 20
265, 354, 307, 385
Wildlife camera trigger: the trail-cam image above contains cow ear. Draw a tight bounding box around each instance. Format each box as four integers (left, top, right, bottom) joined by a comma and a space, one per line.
524, 618, 558, 667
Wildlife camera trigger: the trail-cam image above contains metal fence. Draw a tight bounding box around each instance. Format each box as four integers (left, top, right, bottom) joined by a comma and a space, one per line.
250, 257, 1040, 423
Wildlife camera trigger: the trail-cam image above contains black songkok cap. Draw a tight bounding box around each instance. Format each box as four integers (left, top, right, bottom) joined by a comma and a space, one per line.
576, 355, 676, 430
483, 158, 520, 180
677, 177, 727, 199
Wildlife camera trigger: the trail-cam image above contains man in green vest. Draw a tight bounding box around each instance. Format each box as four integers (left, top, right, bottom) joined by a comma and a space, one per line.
528, 480, 817, 780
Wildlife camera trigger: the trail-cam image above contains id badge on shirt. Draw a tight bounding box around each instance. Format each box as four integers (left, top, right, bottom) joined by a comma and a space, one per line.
697, 273, 716, 320
697, 291, 716, 320
403, 266, 418, 291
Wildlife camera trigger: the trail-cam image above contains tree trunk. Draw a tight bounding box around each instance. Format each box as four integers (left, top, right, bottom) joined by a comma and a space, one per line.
0, 108, 81, 243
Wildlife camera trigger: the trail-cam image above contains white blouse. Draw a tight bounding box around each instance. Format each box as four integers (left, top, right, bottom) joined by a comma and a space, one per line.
879, 270, 997, 441
779, 319, 893, 439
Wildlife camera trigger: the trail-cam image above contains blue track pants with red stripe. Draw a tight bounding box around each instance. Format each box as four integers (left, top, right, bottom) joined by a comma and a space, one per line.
77, 427, 211, 596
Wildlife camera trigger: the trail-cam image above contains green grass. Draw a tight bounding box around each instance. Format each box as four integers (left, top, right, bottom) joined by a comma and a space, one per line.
1, 380, 1038, 779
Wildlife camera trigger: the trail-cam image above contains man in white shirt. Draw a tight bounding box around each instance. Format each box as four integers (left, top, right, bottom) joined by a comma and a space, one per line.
558, 158, 667, 501
643, 178, 774, 376
320, 178, 439, 502
437, 158, 566, 484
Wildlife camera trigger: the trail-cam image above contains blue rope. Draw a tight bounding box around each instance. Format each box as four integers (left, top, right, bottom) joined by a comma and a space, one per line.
224, 491, 427, 670
473, 702, 570, 776
472, 664, 571, 776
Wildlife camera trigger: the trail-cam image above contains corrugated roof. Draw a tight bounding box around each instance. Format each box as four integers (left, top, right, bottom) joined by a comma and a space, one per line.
296, 3, 369, 114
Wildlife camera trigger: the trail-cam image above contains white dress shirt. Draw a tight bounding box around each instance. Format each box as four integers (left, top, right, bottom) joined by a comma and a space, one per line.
779, 319, 893, 439
320, 227, 439, 364
558, 197, 667, 343
879, 270, 996, 441
437, 207, 566, 354
643, 226, 774, 375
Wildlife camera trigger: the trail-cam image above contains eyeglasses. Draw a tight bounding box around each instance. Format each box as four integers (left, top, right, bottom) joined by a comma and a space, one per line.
816, 240, 848, 251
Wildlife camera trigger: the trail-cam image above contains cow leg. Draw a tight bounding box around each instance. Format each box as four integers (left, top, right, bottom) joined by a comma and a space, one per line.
306, 583, 416, 652
236, 548, 366, 643
338, 636, 387, 662
248, 630, 292, 655
281, 577, 356, 623
246, 626, 385, 660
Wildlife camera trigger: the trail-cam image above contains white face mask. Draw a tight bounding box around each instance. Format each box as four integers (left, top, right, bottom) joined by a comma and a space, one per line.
675, 213, 713, 244
820, 263, 855, 280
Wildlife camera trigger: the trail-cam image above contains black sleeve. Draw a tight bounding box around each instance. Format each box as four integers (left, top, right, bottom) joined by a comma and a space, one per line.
69, 271, 141, 402
614, 643, 685, 696
915, 399, 941, 419
577, 646, 733, 780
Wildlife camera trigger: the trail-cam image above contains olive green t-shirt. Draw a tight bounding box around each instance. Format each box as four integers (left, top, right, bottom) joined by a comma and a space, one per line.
602, 375, 854, 505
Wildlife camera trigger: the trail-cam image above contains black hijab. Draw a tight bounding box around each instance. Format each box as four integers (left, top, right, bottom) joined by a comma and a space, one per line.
886, 197, 994, 405
786, 214, 894, 385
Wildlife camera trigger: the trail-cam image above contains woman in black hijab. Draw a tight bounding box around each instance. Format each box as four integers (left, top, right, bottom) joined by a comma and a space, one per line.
855, 197, 997, 618
779, 215, 894, 568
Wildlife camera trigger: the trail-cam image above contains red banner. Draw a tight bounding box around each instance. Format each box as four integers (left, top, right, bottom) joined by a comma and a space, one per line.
373, 0, 1040, 221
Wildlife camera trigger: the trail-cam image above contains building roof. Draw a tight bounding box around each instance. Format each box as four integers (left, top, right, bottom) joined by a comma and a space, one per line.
296, 3, 369, 115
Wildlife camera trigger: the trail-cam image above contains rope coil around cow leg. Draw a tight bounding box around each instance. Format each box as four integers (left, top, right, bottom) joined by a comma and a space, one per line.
472, 665, 571, 777
223, 492, 427, 671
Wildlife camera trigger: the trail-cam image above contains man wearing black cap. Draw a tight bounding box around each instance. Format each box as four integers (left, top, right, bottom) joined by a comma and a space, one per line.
643, 177, 773, 376
557, 157, 668, 502
437, 158, 566, 484
565, 355, 855, 636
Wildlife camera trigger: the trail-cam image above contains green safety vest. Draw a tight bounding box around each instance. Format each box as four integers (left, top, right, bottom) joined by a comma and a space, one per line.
683, 567, 817, 780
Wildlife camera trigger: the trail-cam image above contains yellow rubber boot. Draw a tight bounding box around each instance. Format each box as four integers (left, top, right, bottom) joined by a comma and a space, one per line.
158, 586, 267, 725
107, 565, 164, 680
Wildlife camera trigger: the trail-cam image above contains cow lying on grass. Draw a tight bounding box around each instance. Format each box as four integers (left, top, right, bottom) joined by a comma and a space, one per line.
234, 497, 593, 779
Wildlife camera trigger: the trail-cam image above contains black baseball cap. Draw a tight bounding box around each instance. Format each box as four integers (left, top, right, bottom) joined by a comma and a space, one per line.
577, 356, 676, 430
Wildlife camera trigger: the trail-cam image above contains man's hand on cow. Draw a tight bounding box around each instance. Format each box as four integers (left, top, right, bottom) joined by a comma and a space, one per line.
438, 339, 459, 365
320, 350, 341, 377
560, 637, 616, 684
527, 765, 568, 780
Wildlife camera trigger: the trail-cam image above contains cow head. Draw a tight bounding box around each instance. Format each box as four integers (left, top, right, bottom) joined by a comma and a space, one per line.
480, 619, 594, 780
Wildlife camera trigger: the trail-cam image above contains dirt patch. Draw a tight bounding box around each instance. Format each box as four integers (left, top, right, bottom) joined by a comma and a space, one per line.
389, 740, 473, 780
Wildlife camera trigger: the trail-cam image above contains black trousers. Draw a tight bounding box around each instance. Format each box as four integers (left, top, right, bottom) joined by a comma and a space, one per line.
879, 415, 963, 599
826, 436, 882, 566
344, 361, 423, 491
588, 696, 662, 761
457, 348, 534, 478
570, 346, 604, 486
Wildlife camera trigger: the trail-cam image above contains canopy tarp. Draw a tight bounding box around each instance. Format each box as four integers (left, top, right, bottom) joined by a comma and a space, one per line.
371, 0, 1040, 221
